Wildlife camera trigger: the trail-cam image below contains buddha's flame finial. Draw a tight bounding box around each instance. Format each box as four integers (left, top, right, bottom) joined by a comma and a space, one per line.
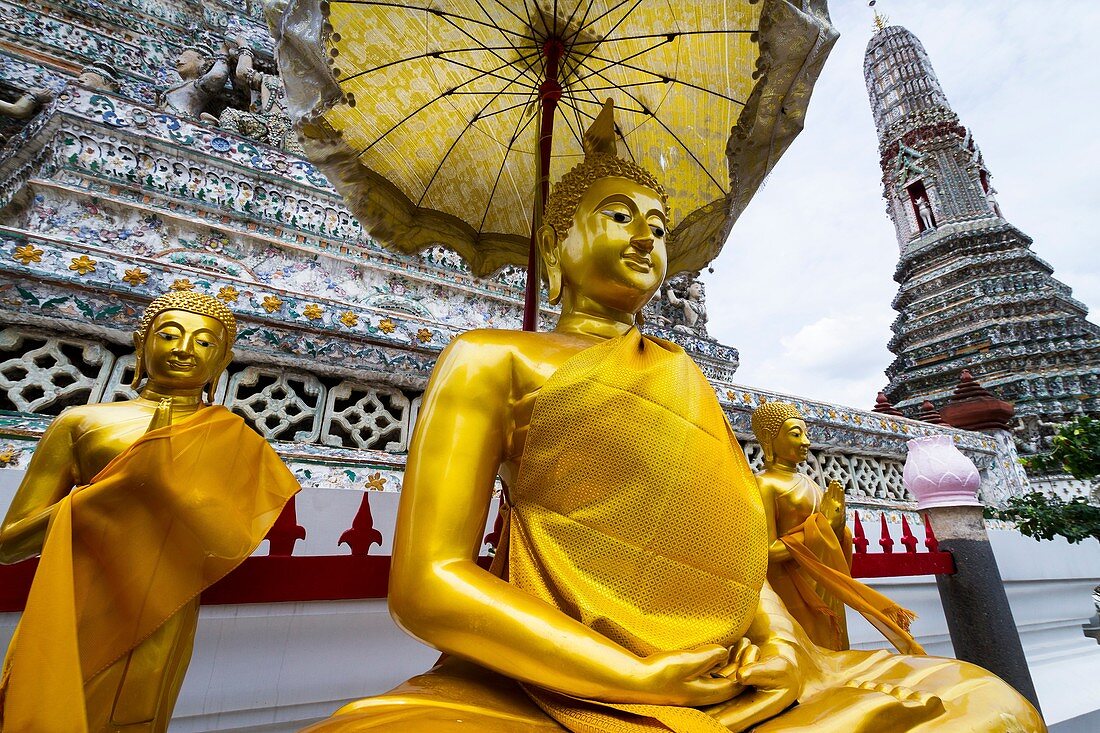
583, 98, 618, 157
872, 9, 889, 32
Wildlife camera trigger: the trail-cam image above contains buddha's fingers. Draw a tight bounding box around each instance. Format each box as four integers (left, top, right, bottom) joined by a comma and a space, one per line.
708, 687, 796, 732
146, 399, 173, 433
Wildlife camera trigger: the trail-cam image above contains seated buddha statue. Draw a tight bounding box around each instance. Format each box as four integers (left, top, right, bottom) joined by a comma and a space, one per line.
751, 401, 921, 654
0, 292, 299, 733
303, 103, 1044, 733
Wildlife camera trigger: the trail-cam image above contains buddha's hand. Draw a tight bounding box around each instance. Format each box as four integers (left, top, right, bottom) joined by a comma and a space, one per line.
146, 398, 173, 433
821, 479, 846, 531
708, 637, 802, 732
630, 644, 739, 707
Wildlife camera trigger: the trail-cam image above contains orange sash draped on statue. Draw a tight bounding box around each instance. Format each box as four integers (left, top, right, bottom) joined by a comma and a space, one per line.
507, 329, 768, 733
780, 513, 923, 655
0, 406, 299, 733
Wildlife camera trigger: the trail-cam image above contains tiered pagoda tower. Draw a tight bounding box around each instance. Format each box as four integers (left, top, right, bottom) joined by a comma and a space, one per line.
864, 23, 1100, 446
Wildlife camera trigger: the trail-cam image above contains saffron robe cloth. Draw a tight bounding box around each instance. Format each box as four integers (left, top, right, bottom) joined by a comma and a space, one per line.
0, 406, 300, 733
773, 512, 923, 654
302, 329, 1045, 733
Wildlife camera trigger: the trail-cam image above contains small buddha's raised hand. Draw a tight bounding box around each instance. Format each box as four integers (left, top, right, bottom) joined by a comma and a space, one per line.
821, 479, 846, 532
146, 398, 173, 433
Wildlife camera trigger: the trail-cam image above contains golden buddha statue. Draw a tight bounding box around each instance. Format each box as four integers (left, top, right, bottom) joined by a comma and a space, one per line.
302, 103, 1044, 732
751, 401, 921, 654
0, 292, 300, 733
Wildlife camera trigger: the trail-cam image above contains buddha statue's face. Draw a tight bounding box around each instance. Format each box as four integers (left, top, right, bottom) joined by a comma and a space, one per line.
771, 418, 810, 466
142, 309, 231, 393
552, 176, 668, 314
175, 50, 205, 80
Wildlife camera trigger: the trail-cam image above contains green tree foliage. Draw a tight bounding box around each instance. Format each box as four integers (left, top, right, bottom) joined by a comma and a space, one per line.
994, 492, 1100, 545
1020, 415, 1100, 480
999, 416, 1100, 544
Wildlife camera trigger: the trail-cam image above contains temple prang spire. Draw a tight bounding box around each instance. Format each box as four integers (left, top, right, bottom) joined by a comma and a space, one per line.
864, 24, 1100, 455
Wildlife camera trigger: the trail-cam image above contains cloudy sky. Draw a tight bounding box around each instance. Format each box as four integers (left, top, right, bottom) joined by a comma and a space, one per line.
702, 0, 1100, 410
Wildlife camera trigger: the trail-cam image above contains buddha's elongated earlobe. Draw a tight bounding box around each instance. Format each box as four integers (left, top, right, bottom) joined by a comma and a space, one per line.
130, 333, 146, 390
537, 224, 563, 306
761, 443, 775, 466
205, 349, 233, 404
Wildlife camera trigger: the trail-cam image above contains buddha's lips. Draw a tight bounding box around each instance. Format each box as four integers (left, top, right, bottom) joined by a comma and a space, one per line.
622, 253, 652, 270
167, 360, 195, 370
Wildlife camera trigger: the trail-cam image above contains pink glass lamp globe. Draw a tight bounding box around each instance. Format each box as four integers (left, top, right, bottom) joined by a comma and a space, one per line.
903, 435, 983, 510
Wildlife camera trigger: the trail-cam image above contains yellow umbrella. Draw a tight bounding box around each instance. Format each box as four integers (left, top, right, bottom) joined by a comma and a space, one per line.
275, 0, 837, 329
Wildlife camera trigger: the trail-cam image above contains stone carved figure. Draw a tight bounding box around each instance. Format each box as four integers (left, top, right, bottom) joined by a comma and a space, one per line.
298, 101, 1044, 733
0, 87, 53, 144
75, 62, 120, 93
0, 292, 299, 732
217, 35, 302, 152
915, 195, 934, 231
665, 273, 708, 336
751, 401, 920, 654
158, 43, 230, 120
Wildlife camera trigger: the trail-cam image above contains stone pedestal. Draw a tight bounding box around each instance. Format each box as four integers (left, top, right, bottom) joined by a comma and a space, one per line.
905, 434, 1042, 712
924, 504, 1041, 712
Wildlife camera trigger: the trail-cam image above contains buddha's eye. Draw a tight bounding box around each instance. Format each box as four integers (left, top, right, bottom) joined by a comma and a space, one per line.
602, 209, 631, 224
156, 332, 178, 341
650, 224, 665, 238
196, 339, 213, 348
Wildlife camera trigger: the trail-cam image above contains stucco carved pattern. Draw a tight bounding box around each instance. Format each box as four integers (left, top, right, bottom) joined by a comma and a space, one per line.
0, 327, 112, 413
322, 382, 410, 452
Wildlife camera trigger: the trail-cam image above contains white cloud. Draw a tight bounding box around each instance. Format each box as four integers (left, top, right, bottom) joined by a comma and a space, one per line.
704, 0, 1100, 408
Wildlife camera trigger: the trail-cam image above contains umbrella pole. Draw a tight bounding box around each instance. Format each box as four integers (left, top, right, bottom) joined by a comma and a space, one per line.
523, 38, 565, 332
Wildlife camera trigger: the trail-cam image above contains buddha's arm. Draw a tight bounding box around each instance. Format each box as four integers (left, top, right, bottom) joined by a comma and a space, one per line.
389, 333, 736, 706
758, 479, 791, 563
712, 583, 821, 730
0, 415, 77, 563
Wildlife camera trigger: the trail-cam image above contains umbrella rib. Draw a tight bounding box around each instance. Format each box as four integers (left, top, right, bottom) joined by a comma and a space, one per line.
567, 36, 674, 86
576, 54, 748, 106
556, 0, 600, 84
580, 79, 669, 92
336, 47, 529, 85
430, 8, 541, 82
569, 29, 755, 47
558, 0, 592, 42
478, 97, 541, 235
356, 55, 540, 156
416, 73, 538, 208
585, 64, 726, 193
561, 77, 636, 163
561, 88, 590, 149
331, 1, 539, 43
482, 0, 530, 32
559, 92, 650, 116
516, 0, 543, 43
438, 54, 542, 89
469, 0, 539, 74
560, 0, 644, 80
564, 0, 636, 45
554, 93, 586, 149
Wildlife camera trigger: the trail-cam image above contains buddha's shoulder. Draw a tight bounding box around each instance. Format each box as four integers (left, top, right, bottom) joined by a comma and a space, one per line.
49, 400, 151, 431
444, 329, 593, 361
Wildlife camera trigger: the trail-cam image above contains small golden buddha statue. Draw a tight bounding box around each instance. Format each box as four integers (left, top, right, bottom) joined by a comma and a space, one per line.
751, 401, 921, 654
0, 291, 299, 733
301, 102, 1043, 733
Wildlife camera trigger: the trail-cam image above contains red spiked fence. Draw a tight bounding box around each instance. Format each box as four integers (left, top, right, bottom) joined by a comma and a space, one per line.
848, 510, 955, 578
0, 499, 954, 611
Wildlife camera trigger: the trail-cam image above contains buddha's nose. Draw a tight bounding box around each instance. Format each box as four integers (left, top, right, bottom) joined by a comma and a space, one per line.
631, 236, 654, 254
